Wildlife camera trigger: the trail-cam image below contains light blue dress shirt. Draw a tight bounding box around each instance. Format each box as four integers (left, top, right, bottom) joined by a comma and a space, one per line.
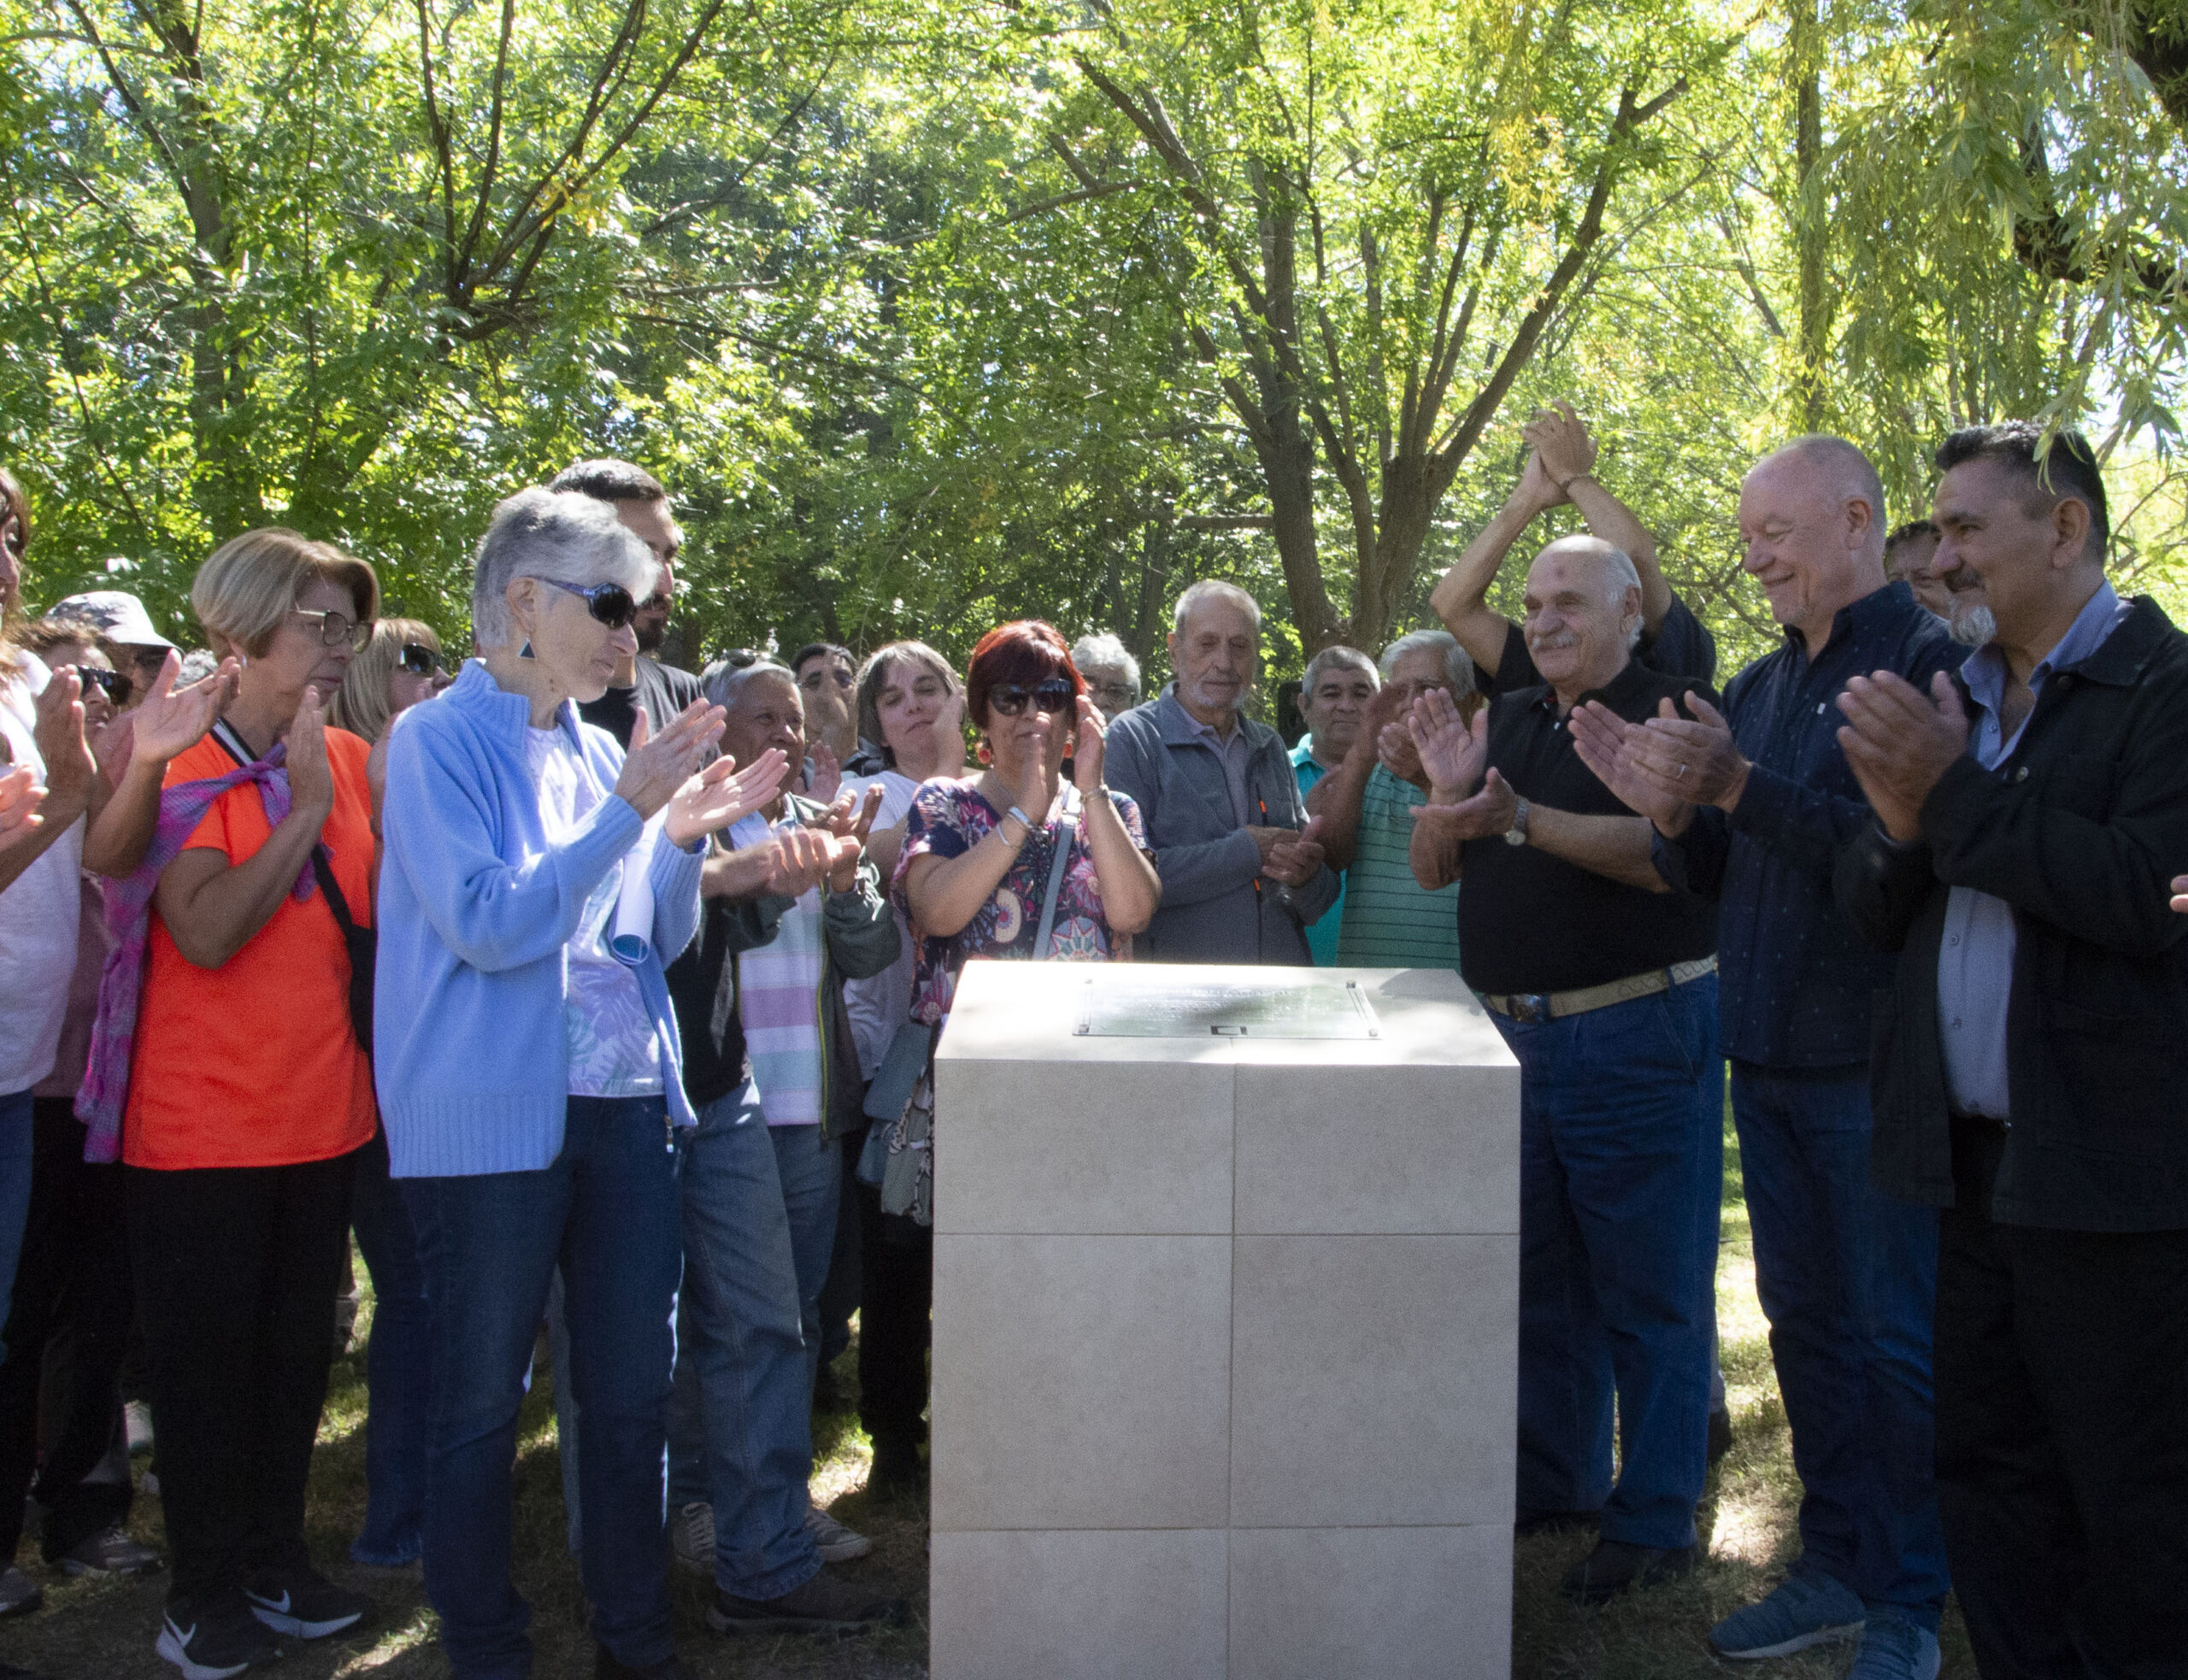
1938, 581, 2131, 1119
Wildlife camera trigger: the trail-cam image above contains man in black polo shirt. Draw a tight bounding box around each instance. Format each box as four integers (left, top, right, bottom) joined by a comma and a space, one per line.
1408, 535, 1720, 1607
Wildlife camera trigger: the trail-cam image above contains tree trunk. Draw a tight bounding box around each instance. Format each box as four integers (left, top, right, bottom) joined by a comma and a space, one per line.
1791, 0, 1830, 432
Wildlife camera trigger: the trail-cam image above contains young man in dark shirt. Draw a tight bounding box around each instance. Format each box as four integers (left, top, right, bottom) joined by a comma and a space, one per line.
1408, 535, 1721, 1609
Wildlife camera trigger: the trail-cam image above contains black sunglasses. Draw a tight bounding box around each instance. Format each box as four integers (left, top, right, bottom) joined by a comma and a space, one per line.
538, 578, 638, 630
397, 643, 444, 676
75, 667, 131, 705
988, 678, 1076, 717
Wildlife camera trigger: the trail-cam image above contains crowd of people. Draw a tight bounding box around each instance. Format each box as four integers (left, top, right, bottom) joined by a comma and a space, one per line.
0, 402, 2177, 1680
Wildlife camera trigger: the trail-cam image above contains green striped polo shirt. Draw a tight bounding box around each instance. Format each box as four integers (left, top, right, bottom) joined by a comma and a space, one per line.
1336, 762, 1462, 972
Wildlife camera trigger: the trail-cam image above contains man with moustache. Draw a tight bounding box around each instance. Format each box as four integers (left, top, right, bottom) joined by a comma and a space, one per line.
1407, 535, 1721, 1607
1569, 437, 1958, 1679
1104, 579, 1335, 963
1289, 644, 1379, 963
1834, 423, 2188, 1677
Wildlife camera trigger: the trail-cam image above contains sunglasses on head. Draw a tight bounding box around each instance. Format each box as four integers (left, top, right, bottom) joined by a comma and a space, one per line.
397, 643, 444, 676
538, 578, 638, 630
988, 677, 1075, 718
76, 667, 131, 705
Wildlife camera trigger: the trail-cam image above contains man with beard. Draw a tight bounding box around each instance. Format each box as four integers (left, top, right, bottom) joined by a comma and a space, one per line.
1569, 437, 1959, 1680
553, 458, 704, 748
1835, 423, 2188, 1677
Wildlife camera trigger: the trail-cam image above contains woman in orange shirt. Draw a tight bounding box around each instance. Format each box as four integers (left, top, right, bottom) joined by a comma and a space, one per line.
126, 530, 379, 1680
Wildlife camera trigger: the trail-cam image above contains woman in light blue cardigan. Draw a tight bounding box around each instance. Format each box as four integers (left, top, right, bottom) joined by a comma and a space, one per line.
375, 488, 784, 1680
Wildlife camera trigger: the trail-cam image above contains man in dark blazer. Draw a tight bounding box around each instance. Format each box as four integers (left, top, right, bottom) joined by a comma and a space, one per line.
1834, 421, 2188, 1678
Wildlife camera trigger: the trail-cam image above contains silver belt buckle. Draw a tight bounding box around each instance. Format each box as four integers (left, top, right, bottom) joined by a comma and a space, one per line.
1510, 993, 1552, 1025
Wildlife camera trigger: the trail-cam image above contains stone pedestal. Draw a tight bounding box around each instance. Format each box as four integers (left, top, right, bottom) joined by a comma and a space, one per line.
928, 961, 1520, 1679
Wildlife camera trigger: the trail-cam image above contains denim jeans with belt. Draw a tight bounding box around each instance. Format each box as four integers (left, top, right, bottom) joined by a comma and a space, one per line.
1729, 1060, 1949, 1628
663, 1083, 824, 1600
404, 1096, 681, 1678
1498, 974, 1722, 1550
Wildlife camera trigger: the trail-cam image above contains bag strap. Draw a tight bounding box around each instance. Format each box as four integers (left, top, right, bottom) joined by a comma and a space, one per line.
210, 720, 359, 932
1032, 784, 1080, 959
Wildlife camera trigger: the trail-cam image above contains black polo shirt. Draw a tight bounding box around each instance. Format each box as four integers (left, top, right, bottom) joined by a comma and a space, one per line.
1458, 656, 1719, 997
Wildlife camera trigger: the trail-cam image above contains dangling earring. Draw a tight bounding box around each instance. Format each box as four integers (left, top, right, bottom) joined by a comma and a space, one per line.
519, 640, 534, 660
976, 738, 992, 767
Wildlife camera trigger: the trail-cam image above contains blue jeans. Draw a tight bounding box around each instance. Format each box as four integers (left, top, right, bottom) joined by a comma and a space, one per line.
1498, 977, 1722, 1550
403, 1096, 681, 1678
664, 1085, 823, 1599
1730, 1061, 1950, 1627
0, 1091, 32, 1366
350, 1128, 429, 1566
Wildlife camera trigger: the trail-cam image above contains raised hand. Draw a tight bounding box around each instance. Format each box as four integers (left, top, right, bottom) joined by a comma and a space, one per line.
285, 686, 336, 824
130, 649, 240, 766
615, 698, 728, 820
1515, 448, 1567, 513
664, 746, 791, 848
1407, 689, 1489, 799
32, 667, 95, 813
752, 821, 853, 898
807, 740, 843, 804
1015, 712, 1057, 819
0, 766, 46, 857
1835, 669, 1970, 843
1071, 694, 1108, 794
1568, 699, 1693, 831
823, 782, 885, 891
1521, 398, 1598, 489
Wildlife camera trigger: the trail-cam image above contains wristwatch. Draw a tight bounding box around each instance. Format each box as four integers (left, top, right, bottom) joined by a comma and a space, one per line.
1003, 805, 1035, 840
1503, 797, 1531, 848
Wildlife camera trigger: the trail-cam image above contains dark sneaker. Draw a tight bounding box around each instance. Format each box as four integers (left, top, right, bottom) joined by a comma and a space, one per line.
708, 1567, 909, 1635
244, 1565, 369, 1638
1710, 1565, 1866, 1659
58, 1522, 163, 1577
1847, 1610, 1942, 1680
1560, 1539, 1702, 1606
595, 1646, 693, 1679
0, 1565, 40, 1618
156, 1603, 281, 1678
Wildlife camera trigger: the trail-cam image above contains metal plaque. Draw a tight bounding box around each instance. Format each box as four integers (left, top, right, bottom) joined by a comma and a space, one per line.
1073, 973, 1382, 1040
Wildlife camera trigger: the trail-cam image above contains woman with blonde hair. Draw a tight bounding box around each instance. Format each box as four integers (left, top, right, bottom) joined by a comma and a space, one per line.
329, 618, 449, 750
98, 527, 381, 1677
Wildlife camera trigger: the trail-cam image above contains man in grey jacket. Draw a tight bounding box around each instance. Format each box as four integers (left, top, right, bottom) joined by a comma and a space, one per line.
1105, 580, 1337, 963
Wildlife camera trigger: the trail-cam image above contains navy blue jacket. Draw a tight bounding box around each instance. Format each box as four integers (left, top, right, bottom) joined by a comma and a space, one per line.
1656, 580, 1958, 1068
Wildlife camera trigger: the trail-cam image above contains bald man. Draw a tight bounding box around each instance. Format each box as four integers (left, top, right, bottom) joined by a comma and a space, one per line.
1569, 437, 1960, 1674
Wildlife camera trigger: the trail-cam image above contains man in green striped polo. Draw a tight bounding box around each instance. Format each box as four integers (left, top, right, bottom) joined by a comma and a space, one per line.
1303, 630, 1474, 971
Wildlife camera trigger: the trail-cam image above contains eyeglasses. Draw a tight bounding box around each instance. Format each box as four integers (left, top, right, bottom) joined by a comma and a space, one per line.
987, 678, 1076, 717
1086, 679, 1138, 706
537, 578, 638, 630
397, 643, 444, 676
76, 667, 131, 705
292, 608, 373, 650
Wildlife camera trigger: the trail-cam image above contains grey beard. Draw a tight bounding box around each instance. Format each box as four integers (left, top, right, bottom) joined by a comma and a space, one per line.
1949, 601, 1997, 648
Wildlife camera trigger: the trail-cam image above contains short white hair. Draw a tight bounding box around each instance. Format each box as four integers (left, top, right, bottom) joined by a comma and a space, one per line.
1172, 579, 1262, 637
1070, 631, 1140, 690
1534, 536, 1645, 649
471, 488, 654, 650
1378, 629, 1475, 694
702, 657, 797, 711
1303, 644, 1377, 692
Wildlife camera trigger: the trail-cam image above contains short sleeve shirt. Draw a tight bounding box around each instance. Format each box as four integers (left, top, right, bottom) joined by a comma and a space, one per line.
892, 778, 1148, 1027
126, 730, 379, 1168
1336, 764, 1463, 972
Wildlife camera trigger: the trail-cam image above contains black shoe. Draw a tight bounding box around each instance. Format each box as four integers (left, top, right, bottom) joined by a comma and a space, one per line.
595, 1647, 692, 1679
244, 1564, 370, 1638
1515, 1508, 1601, 1541
157, 1599, 282, 1678
1560, 1539, 1703, 1606
1708, 1405, 1734, 1464
708, 1567, 909, 1636
811, 1366, 853, 1414
868, 1435, 923, 1494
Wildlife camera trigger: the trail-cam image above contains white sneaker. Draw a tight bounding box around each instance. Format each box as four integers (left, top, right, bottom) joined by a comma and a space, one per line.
670, 1501, 715, 1576
804, 1501, 871, 1563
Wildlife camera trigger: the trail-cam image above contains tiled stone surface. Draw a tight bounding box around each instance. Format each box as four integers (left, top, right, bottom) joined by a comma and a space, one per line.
932, 1528, 1229, 1679
1228, 1524, 1512, 1679
1229, 1235, 1518, 1530
931, 1234, 1232, 1533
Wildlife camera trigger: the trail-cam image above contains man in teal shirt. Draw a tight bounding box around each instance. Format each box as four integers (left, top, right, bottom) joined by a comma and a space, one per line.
1289, 646, 1379, 964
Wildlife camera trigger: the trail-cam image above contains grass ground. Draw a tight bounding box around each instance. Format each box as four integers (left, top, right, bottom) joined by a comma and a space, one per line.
1, 1111, 1975, 1678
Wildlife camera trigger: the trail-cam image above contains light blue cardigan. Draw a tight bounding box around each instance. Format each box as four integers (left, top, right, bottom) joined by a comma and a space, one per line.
375, 661, 705, 1178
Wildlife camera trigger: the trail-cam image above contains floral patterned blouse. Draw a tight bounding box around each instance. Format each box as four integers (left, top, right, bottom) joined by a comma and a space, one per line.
892, 777, 1150, 1028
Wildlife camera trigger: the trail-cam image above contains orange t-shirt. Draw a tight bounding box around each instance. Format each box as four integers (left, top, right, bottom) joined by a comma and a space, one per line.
123, 729, 379, 1170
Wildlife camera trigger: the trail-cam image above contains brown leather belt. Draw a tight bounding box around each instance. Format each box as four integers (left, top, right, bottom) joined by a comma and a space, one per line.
1480, 956, 1719, 1025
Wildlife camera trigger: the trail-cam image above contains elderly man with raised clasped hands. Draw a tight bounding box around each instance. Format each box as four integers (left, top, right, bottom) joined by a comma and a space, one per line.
1103, 580, 1335, 964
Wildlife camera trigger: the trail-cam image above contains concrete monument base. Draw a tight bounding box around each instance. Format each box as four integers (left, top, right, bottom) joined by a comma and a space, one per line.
928, 960, 1520, 1678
